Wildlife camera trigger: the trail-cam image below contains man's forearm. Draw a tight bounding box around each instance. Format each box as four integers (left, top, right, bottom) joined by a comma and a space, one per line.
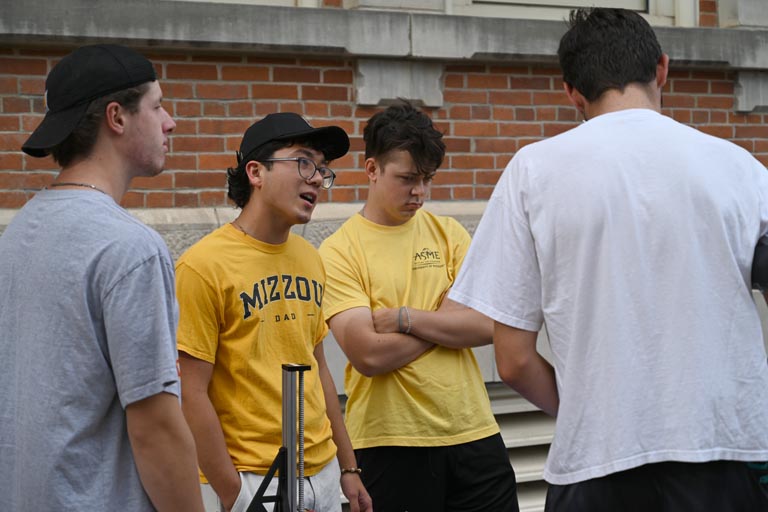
316, 348, 373, 512
330, 308, 433, 377
372, 300, 493, 349
181, 392, 241, 510
318, 362, 357, 469
350, 331, 433, 376
126, 393, 205, 512
499, 351, 559, 417
408, 307, 493, 349
494, 322, 559, 417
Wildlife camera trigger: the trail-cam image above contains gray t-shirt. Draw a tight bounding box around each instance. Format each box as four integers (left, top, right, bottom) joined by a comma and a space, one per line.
0, 189, 180, 510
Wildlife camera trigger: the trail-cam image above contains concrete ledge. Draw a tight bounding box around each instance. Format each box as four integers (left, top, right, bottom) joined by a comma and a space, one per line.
357, 59, 444, 107
0, 0, 411, 58
345, 0, 444, 12
0, 201, 489, 260
410, 14, 562, 62
0, 201, 488, 225
719, 0, 768, 28
0, 209, 16, 226
1, 0, 767, 70
656, 25, 768, 69
736, 71, 768, 113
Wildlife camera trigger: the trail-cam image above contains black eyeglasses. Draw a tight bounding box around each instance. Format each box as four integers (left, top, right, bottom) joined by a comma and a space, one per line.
262, 157, 336, 189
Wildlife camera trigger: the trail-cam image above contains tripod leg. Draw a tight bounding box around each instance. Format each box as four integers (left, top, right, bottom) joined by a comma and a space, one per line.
245, 447, 286, 512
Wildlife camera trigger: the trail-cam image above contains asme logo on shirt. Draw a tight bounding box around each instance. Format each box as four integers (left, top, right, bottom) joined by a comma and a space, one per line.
413, 247, 444, 270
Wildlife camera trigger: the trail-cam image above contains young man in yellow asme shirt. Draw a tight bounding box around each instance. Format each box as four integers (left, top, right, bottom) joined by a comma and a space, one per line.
176, 113, 371, 512
319, 102, 519, 511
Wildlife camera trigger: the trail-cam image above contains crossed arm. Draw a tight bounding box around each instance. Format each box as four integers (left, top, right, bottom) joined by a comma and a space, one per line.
329, 288, 559, 418
328, 297, 493, 377
372, 297, 493, 349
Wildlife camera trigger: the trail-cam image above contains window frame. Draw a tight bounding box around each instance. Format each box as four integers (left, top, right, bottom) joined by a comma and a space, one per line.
451, 0, 698, 27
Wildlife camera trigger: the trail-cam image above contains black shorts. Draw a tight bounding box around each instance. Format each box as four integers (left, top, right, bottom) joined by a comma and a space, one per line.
355, 433, 519, 512
545, 460, 768, 512
749, 462, 768, 498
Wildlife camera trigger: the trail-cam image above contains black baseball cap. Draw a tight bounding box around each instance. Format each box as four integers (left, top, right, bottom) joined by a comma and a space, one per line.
22, 44, 157, 158
237, 112, 350, 165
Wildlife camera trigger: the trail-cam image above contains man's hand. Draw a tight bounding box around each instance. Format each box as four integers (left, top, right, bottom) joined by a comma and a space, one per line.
341, 473, 373, 512
372, 307, 401, 334
220, 478, 241, 512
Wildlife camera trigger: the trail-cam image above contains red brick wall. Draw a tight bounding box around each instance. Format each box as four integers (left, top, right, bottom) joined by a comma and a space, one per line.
1, 9, 766, 209
699, 0, 718, 27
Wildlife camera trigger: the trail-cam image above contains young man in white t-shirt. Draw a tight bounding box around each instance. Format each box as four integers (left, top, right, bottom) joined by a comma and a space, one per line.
451, 8, 768, 511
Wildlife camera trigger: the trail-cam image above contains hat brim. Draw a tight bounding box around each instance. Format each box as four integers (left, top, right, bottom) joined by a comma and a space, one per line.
272, 125, 350, 162
22, 102, 90, 158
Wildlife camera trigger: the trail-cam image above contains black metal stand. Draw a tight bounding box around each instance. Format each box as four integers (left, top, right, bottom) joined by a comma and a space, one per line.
245, 447, 288, 512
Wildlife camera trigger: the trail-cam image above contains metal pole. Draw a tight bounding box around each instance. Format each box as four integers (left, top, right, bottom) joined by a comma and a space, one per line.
281, 366, 297, 512
298, 370, 305, 512
282, 364, 310, 512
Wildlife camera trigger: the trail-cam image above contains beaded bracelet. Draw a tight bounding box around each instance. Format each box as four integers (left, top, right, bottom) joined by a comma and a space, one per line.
341, 467, 362, 476
398, 306, 412, 334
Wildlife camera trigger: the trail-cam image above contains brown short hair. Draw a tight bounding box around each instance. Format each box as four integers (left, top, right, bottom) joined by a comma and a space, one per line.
50, 82, 150, 168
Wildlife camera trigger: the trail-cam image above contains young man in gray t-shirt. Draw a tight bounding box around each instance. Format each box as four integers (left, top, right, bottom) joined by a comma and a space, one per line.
0, 45, 203, 511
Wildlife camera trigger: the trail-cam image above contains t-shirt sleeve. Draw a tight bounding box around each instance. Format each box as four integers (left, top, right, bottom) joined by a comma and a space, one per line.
319, 235, 371, 321
449, 156, 544, 332
175, 260, 221, 364
756, 161, 768, 238
103, 252, 181, 408
314, 309, 330, 346
448, 217, 472, 278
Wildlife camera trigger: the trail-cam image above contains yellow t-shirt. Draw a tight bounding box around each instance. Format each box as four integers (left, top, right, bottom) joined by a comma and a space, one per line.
176, 224, 335, 478
319, 209, 499, 449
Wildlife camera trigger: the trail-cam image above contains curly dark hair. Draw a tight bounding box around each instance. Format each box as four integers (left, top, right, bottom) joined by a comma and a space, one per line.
51, 83, 150, 168
226, 136, 328, 209
363, 101, 445, 177
557, 8, 662, 102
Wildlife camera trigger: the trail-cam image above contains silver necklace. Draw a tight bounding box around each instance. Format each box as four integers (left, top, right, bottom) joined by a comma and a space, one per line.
232, 220, 249, 236
48, 182, 108, 195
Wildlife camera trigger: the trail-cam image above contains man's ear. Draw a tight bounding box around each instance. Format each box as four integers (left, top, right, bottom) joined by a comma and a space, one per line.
245, 161, 263, 189
364, 157, 379, 182
563, 82, 588, 119
656, 53, 670, 89
104, 101, 126, 135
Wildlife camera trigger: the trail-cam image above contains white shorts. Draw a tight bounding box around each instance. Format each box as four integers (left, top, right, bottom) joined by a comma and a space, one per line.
201, 459, 342, 512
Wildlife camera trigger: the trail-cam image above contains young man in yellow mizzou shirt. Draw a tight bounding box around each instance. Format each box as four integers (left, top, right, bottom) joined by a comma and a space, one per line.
175, 113, 372, 512
318, 102, 519, 512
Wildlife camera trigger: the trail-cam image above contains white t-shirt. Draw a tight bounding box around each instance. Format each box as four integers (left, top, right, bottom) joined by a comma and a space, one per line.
450, 108, 768, 485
